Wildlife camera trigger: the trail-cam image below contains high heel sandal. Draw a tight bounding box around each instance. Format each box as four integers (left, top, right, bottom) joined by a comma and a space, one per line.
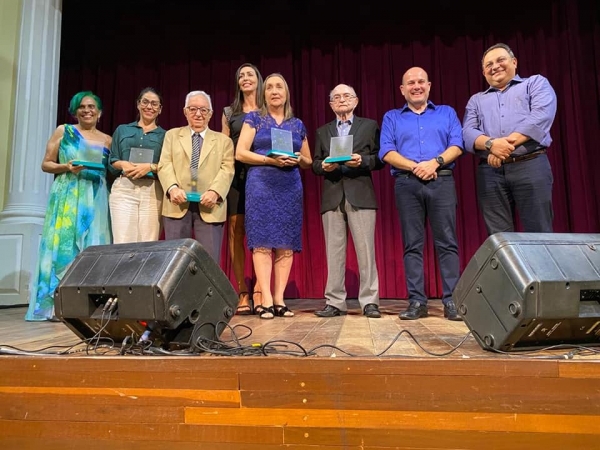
254, 305, 275, 320
235, 292, 254, 316
273, 304, 294, 317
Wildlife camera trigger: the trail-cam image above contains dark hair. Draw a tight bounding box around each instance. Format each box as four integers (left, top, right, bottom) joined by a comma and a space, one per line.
137, 86, 163, 105
482, 43, 515, 64
68, 91, 102, 116
136, 87, 163, 122
229, 63, 264, 115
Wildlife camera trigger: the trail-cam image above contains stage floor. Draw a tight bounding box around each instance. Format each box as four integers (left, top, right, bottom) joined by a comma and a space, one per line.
1, 300, 599, 449
2, 298, 599, 359
2, 299, 480, 358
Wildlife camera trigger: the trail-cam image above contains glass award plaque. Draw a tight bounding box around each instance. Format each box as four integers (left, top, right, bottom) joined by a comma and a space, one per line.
325, 135, 353, 163
129, 147, 154, 164
72, 139, 106, 170
129, 147, 155, 177
186, 162, 201, 203
267, 128, 298, 158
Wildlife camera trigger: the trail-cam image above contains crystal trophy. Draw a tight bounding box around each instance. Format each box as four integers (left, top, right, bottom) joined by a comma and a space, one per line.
72, 139, 106, 170
186, 159, 201, 203
267, 128, 297, 158
325, 135, 353, 163
129, 147, 155, 177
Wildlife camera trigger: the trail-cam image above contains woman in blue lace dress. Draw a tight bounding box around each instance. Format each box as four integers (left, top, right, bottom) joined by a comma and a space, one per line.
236, 73, 312, 319
26, 91, 112, 321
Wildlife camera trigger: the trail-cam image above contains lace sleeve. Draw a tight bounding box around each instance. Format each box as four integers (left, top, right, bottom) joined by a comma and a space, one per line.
290, 117, 307, 140
244, 110, 261, 131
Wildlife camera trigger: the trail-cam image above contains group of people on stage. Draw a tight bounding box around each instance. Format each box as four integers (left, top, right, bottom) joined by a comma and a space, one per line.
26, 42, 557, 325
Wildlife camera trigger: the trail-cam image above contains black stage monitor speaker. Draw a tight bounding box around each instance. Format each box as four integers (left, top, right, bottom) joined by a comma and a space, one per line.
54, 238, 238, 351
454, 232, 600, 352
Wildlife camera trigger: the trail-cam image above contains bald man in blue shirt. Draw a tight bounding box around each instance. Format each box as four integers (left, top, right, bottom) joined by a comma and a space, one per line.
379, 67, 464, 321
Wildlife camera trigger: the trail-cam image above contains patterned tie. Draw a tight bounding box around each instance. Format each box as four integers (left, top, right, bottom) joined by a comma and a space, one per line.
190, 132, 203, 190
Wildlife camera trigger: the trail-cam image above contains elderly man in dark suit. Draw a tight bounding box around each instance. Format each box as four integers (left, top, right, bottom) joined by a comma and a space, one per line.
312, 84, 384, 318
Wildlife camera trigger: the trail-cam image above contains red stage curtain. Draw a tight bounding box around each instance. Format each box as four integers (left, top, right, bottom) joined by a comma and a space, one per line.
57, 0, 600, 299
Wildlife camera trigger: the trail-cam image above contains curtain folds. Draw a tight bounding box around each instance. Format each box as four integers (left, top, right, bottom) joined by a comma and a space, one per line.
58, 0, 600, 299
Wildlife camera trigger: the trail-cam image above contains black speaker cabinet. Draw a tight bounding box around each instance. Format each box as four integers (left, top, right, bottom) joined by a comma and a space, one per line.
454, 232, 600, 351
54, 238, 238, 351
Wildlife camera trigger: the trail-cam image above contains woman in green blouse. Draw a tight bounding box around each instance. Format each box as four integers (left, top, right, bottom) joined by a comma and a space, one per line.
109, 87, 166, 243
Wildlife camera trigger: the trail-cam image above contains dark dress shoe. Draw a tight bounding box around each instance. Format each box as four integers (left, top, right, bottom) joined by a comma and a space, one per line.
363, 303, 381, 318
444, 301, 463, 321
314, 305, 346, 317
399, 302, 428, 320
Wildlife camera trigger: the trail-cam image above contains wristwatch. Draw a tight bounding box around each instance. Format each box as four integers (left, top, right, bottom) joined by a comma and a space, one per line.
150, 163, 158, 172
484, 138, 494, 151
435, 156, 445, 167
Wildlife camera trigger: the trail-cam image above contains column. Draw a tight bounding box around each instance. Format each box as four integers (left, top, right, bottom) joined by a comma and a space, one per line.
0, 0, 62, 306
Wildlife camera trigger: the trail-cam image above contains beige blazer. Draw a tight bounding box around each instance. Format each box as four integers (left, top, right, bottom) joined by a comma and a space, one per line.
158, 126, 234, 222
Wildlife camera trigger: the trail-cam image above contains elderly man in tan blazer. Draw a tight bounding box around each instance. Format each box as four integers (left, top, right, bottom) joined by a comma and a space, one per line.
158, 90, 234, 263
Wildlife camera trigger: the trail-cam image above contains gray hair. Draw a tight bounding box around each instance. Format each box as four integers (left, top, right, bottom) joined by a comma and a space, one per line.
184, 90, 213, 111
329, 84, 357, 102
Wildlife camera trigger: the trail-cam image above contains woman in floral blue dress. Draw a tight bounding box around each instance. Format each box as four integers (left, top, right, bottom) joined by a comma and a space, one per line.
25, 91, 112, 321
236, 73, 312, 319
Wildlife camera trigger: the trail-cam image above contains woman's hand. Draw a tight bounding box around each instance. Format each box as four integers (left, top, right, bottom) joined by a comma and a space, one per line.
123, 162, 152, 179
67, 161, 86, 174
276, 155, 299, 167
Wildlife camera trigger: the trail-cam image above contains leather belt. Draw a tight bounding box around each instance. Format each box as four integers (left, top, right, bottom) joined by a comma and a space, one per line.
502, 149, 547, 165
396, 169, 453, 177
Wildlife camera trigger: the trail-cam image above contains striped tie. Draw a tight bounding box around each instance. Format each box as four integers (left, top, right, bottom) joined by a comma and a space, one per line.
190, 132, 202, 189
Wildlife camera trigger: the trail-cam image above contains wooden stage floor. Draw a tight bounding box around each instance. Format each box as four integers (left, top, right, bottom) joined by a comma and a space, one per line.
1, 299, 599, 449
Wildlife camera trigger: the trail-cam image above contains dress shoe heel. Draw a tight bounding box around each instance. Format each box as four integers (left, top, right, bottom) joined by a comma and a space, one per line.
363, 303, 381, 318
399, 302, 428, 320
443, 301, 462, 321
314, 305, 346, 317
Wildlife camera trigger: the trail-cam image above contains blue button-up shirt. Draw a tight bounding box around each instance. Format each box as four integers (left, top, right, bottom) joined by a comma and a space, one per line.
462, 74, 557, 157
379, 101, 463, 176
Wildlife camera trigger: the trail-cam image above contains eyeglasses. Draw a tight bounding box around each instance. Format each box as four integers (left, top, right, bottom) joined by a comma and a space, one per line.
186, 106, 212, 116
140, 98, 161, 109
330, 93, 356, 103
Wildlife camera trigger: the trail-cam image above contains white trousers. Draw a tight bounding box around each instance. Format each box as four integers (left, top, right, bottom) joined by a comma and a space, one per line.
109, 176, 163, 243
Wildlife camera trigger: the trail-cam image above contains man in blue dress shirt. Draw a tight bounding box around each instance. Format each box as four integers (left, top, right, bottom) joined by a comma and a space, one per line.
462, 43, 557, 234
379, 67, 464, 321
